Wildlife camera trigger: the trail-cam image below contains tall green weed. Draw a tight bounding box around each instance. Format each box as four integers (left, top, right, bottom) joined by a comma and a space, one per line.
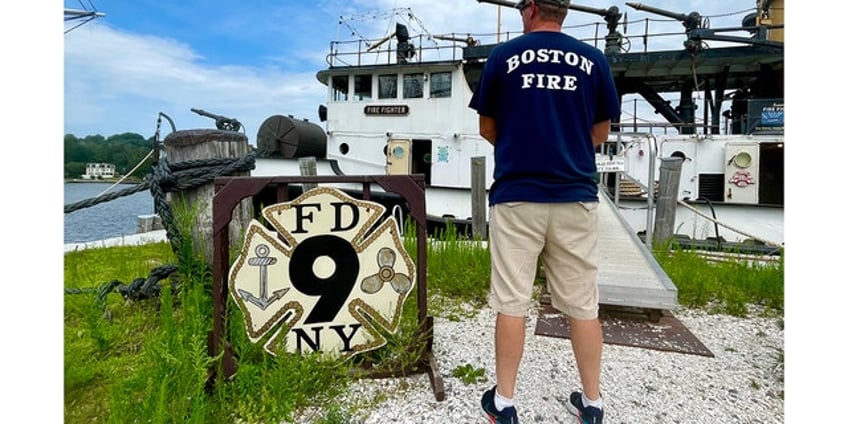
653, 246, 784, 317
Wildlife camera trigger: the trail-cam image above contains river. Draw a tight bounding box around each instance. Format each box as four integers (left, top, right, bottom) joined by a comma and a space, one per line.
64, 182, 156, 244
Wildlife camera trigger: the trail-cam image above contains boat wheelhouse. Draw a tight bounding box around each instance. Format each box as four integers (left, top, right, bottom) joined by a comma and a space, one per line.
253, 0, 784, 251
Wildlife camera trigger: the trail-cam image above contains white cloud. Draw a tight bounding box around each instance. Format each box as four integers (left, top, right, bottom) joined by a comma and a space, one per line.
64, 22, 326, 141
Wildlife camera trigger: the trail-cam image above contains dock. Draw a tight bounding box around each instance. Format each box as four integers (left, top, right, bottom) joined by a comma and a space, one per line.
596, 189, 678, 313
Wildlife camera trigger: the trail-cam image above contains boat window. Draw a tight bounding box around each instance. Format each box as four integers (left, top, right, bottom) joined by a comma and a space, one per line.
430, 72, 452, 98
378, 74, 398, 99
331, 75, 349, 102
403, 73, 424, 99
354, 75, 372, 101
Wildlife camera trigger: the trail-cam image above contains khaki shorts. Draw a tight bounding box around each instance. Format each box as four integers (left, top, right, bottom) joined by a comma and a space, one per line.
488, 201, 599, 320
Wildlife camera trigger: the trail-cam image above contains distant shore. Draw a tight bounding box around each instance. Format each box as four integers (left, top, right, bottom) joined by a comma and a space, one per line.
64, 229, 168, 253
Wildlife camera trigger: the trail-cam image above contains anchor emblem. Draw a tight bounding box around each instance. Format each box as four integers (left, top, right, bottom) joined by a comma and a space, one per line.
237, 244, 289, 310
360, 247, 412, 294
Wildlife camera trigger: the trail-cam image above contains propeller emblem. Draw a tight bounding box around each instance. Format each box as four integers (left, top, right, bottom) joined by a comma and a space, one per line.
361, 247, 412, 294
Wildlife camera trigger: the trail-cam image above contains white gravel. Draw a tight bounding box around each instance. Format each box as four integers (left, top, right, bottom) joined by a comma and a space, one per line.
294, 304, 784, 423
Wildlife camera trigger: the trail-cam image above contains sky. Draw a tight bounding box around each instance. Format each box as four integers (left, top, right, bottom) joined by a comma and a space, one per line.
60, 0, 768, 141
2, 1, 846, 422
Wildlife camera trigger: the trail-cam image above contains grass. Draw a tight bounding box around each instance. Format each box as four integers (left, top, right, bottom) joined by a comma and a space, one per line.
451, 363, 488, 385
64, 243, 179, 422
64, 218, 783, 423
652, 243, 784, 317
417, 221, 492, 318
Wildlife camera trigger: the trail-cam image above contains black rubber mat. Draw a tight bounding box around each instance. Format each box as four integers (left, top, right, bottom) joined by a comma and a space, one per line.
534, 302, 714, 358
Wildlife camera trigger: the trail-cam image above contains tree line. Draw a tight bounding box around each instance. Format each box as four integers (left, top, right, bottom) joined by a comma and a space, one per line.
64, 133, 156, 179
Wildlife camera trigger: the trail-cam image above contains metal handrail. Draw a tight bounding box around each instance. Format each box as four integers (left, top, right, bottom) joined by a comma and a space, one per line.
324, 10, 763, 68
644, 133, 657, 250
604, 132, 658, 249
328, 34, 474, 68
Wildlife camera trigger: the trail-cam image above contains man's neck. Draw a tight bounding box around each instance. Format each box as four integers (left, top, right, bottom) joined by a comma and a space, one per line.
528, 21, 563, 33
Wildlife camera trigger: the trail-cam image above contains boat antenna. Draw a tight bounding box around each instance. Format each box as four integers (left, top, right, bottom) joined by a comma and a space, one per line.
403, 11, 436, 44
338, 15, 374, 48
339, 8, 414, 48
339, 8, 437, 49
65, 0, 105, 34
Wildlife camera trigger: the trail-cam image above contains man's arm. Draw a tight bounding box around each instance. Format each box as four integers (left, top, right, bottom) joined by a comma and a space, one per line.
479, 115, 497, 146
591, 120, 611, 147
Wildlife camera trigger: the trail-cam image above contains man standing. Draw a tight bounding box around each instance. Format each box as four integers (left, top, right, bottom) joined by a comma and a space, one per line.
468, 1, 620, 423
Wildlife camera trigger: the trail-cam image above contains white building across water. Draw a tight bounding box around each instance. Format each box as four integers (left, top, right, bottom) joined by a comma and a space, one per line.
83, 163, 116, 179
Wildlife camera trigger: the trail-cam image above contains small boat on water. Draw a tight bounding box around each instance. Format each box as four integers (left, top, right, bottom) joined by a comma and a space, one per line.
249, 0, 784, 253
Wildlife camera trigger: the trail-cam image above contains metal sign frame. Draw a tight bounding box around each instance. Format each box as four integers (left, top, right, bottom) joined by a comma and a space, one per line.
207, 174, 444, 401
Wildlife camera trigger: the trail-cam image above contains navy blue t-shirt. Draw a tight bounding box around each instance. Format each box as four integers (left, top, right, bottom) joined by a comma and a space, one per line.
469, 31, 620, 205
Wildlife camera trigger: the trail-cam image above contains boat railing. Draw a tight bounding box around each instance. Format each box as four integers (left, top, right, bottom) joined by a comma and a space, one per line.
613, 121, 725, 137
569, 14, 765, 55
326, 11, 758, 68
326, 31, 521, 68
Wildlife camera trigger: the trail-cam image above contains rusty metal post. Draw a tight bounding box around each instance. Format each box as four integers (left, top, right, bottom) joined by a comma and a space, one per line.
653, 157, 684, 246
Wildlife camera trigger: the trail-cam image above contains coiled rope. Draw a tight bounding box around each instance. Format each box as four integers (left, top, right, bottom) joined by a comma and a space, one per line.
64, 264, 179, 303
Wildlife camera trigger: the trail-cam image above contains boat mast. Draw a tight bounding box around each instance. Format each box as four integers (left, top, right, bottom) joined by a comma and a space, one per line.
476, 0, 514, 41
497, 6, 502, 42
64, 9, 105, 18
64, 6, 106, 34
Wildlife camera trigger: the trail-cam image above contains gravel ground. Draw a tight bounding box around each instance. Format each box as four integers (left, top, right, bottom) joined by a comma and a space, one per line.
294, 304, 784, 424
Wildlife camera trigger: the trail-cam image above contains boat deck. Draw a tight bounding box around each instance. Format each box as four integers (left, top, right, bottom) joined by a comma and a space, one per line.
595, 190, 678, 311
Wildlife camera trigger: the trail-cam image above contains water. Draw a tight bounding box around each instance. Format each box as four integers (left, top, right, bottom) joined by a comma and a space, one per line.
64, 182, 155, 244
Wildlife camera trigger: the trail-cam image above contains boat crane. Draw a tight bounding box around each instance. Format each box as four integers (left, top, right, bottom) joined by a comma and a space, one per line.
624, 2, 783, 52
477, 0, 629, 54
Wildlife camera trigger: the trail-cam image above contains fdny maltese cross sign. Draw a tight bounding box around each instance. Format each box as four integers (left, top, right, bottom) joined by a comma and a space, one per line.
228, 187, 415, 359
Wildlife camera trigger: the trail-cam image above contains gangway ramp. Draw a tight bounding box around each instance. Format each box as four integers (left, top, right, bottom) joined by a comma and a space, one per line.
596, 189, 678, 313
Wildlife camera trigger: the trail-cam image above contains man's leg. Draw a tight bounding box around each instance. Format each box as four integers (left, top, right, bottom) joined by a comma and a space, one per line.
488, 203, 545, 399
495, 313, 526, 398
542, 201, 602, 400
568, 317, 603, 400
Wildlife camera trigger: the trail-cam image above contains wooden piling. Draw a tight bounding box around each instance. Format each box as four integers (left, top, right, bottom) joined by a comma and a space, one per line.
163, 129, 253, 265
298, 156, 318, 192
471, 157, 487, 240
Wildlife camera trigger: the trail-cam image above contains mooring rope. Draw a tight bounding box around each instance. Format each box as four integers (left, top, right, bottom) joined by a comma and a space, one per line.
64, 149, 256, 301
95, 149, 156, 198
676, 199, 783, 248
64, 264, 179, 302
64, 153, 256, 214
64, 182, 151, 214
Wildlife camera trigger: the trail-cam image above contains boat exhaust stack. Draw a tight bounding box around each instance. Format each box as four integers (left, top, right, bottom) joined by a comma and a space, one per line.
366, 23, 416, 64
